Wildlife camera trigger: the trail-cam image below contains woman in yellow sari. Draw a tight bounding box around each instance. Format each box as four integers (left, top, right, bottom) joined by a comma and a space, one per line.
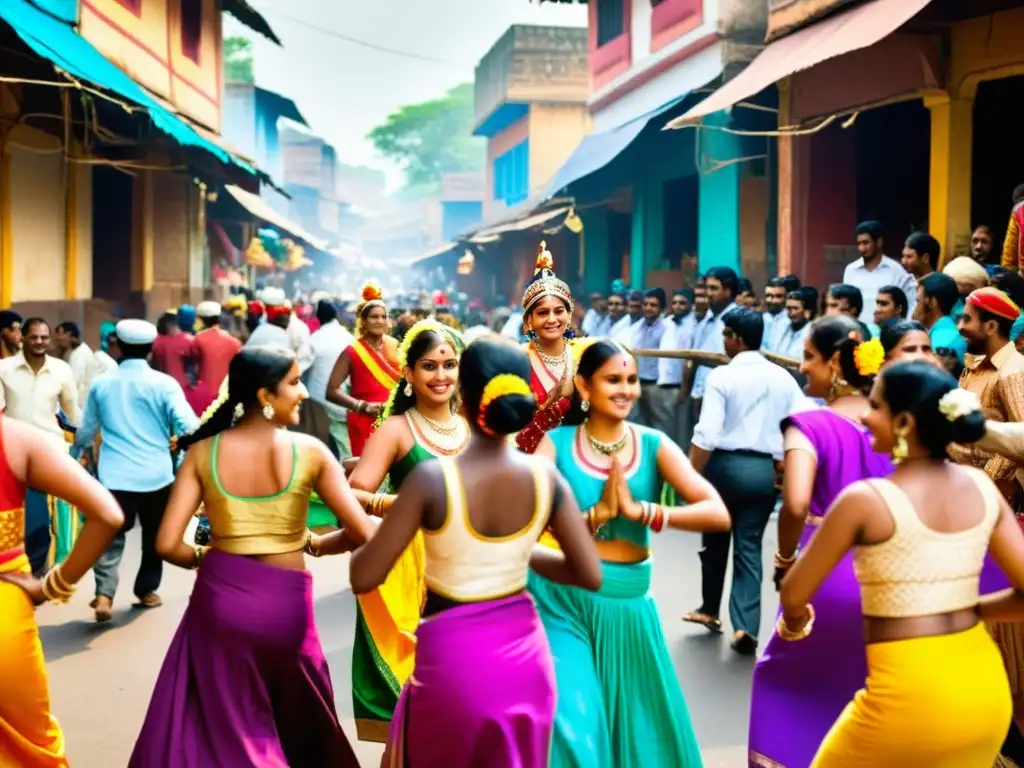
0, 415, 123, 766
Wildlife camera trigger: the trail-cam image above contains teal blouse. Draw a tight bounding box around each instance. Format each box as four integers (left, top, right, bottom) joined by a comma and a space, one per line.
548, 423, 663, 548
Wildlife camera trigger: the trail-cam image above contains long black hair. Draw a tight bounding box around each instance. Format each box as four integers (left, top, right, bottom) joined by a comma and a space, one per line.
460, 336, 536, 438
564, 339, 635, 427
879, 360, 985, 458
880, 319, 927, 358
808, 315, 875, 393
177, 346, 296, 451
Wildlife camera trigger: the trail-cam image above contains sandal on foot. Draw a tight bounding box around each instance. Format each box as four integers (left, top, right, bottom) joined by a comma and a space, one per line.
682, 611, 723, 634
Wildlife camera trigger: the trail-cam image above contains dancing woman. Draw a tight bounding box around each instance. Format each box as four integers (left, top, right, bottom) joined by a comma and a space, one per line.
343, 319, 468, 742
327, 282, 401, 457
0, 417, 123, 767
781, 360, 1024, 766
130, 347, 375, 767
749, 316, 890, 768
351, 336, 601, 767
515, 243, 576, 454
533, 338, 731, 767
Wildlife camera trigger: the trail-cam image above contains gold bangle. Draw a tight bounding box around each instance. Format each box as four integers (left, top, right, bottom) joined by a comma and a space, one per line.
304, 530, 322, 558
774, 550, 798, 569
776, 604, 815, 641
40, 574, 56, 603
51, 564, 75, 594
193, 546, 209, 569
44, 568, 74, 604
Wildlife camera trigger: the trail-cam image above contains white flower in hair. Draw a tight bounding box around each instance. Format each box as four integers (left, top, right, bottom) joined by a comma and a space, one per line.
938, 388, 981, 422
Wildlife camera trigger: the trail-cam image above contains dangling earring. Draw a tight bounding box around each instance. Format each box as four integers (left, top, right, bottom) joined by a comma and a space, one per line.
232, 402, 245, 423
404, 382, 413, 397
563, 327, 576, 341
526, 328, 537, 342
828, 374, 850, 403
892, 430, 909, 464
581, 399, 590, 412
262, 403, 274, 421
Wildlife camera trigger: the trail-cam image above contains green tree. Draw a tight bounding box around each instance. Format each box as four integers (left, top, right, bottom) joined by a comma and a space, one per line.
224, 36, 254, 84
367, 83, 484, 189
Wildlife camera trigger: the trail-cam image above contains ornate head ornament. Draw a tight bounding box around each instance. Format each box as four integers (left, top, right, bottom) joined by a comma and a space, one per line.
521, 241, 574, 315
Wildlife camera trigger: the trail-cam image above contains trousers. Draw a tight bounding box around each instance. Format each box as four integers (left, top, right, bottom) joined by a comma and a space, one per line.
93, 486, 172, 600
700, 450, 778, 636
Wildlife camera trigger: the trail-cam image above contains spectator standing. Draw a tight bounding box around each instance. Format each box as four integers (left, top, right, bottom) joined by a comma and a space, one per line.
843, 220, 917, 325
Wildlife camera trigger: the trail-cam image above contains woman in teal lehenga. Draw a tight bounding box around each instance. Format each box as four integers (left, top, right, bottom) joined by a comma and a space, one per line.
533, 338, 730, 767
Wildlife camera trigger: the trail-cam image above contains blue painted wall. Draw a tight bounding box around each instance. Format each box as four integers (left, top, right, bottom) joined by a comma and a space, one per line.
696, 111, 742, 273
493, 140, 530, 207
442, 201, 483, 241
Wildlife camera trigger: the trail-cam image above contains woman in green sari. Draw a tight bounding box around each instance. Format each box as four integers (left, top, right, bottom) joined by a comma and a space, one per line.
341, 319, 467, 743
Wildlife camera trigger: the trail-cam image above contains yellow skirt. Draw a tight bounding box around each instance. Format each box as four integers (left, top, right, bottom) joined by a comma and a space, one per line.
0, 554, 68, 767
812, 622, 1011, 767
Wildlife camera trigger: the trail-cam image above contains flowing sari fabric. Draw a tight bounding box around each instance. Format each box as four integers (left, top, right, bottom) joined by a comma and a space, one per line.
748, 409, 893, 768
388, 593, 555, 767
130, 550, 357, 768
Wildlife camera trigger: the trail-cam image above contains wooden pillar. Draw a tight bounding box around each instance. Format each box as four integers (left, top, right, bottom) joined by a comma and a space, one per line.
926, 92, 973, 268
64, 153, 78, 300
0, 130, 11, 307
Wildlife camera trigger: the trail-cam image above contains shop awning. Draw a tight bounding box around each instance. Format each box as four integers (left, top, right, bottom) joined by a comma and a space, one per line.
408, 241, 459, 266
0, 0, 257, 175
224, 185, 328, 250
468, 206, 571, 243
665, 0, 934, 127
543, 96, 689, 199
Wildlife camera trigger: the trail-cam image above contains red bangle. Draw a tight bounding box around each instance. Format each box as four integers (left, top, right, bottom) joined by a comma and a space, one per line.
651, 505, 665, 533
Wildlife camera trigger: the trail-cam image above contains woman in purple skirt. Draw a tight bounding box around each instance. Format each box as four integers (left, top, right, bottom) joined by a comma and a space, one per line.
130, 346, 377, 768
350, 336, 602, 768
749, 316, 891, 768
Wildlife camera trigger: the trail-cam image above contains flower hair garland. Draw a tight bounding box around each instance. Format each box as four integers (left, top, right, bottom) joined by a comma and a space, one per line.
852, 338, 885, 378
938, 388, 982, 422
477, 374, 534, 437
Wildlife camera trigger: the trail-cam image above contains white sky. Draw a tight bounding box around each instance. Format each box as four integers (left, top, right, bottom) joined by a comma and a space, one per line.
230, 1, 587, 188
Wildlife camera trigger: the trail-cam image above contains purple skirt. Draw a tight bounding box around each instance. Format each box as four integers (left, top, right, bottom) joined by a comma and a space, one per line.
129, 550, 357, 768
389, 592, 555, 768
748, 528, 867, 768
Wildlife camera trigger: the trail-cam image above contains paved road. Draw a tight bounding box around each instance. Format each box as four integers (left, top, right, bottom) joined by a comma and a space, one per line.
40, 524, 780, 767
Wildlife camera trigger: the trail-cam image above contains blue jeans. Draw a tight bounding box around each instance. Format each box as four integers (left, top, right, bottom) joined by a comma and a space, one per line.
25, 489, 51, 576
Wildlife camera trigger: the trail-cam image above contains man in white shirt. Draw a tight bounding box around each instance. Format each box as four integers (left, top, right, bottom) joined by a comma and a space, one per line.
581, 292, 611, 337
0, 317, 80, 574
302, 300, 354, 458
54, 321, 95, 407
691, 267, 741, 407
658, 288, 697, 447
843, 220, 917, 325
688, 308, 805, 656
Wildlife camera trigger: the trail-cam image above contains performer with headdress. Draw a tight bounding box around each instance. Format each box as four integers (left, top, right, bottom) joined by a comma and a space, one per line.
531, 337, 731, 767
349, 335, 602, 767
326, 283, 401, 457
130, 346, 375, 767
515, 243, 577, 454
327, 318, 468, 743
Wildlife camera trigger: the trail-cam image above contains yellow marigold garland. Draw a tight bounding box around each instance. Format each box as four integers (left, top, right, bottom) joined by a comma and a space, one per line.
477, 374, 534, 436
853, 338, 885, 378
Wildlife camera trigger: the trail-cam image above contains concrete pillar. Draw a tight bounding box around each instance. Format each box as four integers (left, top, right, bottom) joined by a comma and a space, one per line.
697, 111, 742, 273
629, 168, 665, 288
926, 92, 973, 268
581, 208, 610, 293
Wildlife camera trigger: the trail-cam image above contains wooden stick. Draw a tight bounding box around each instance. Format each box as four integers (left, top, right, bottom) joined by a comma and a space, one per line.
629, 347, 802, 371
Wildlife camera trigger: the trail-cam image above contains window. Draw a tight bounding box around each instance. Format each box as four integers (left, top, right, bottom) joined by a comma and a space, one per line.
596, 0, 625, 47
181, 0, 202, 62
493, 141, 529, 206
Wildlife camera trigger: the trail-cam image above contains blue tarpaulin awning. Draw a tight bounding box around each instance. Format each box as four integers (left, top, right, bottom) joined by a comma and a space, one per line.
1, 0, 256, 175
541, 95, 689, 200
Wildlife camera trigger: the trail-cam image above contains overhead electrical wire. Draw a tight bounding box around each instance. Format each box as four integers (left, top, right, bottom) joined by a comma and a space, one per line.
249, 4, 471, 68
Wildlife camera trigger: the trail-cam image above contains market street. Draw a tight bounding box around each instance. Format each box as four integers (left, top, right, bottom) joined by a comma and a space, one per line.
39, 523, 781, 767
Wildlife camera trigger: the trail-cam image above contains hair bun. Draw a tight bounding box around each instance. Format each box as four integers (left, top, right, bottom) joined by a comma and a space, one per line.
483, 393, 536, 436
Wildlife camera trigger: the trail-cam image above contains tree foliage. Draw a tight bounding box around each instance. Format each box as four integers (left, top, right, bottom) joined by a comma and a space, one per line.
224, 36, 254, 84
367, 83, 484, 188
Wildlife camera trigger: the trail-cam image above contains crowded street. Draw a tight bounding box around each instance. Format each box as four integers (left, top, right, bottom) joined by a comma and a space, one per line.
42, 527, 774, 767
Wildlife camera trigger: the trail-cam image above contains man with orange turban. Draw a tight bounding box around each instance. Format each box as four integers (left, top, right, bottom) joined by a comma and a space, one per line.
949, 286, 1024, 760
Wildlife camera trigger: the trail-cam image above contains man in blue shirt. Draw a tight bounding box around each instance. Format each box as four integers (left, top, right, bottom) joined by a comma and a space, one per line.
631, 288, 668, 430
915, 272, 967, 369
74, 319, 199, 622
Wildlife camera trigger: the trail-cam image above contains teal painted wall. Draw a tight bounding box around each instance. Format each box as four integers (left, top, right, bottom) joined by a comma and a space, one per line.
581, 210, 610, 293
697, 111, 741, 273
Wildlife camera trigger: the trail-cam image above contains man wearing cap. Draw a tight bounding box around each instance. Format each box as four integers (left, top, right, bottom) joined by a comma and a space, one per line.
247, 290, 313, 372
191, 300, 241, 393
73, 319, 199, 621
943, 256, 990, 322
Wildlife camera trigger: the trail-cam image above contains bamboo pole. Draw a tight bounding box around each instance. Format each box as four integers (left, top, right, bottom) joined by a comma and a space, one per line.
629, 347, 802, 371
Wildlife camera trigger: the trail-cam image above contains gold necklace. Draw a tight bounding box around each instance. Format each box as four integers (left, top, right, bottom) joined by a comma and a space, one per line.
583, 422, 628, 456
411, 407, 459, 437
535, 343, 569, 376
408, 410, 468, 455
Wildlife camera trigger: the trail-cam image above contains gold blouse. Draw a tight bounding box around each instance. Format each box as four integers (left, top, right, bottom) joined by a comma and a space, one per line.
193, 435, 318, 556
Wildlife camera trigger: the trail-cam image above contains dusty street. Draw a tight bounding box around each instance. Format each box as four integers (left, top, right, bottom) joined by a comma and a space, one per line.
40, 524, 781, 767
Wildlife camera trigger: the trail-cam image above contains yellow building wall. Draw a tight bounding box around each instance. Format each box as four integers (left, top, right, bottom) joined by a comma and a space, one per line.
527, 104, 591, 196
3, 125, 94, 304
80, 0, 221, 130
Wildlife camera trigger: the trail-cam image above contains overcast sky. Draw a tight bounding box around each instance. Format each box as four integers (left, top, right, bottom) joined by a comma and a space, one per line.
230, 1, 587, 187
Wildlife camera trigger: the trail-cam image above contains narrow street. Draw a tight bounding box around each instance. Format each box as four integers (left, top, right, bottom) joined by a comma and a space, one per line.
39, 525, 781, 767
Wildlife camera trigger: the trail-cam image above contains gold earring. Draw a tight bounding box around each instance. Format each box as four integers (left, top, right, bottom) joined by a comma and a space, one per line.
581, 399, 590, 412
404, 382, 413, 397
892, 431, 909, 464
262, 403, 274, 421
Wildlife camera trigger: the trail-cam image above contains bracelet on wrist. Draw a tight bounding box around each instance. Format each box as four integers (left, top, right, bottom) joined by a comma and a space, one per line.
193, 545, 210, 569
43, 565, 75, 604
303, 530, 322, 558
774, 550, 798, 569
776, 604, 815, 642
650, 504, 666, 533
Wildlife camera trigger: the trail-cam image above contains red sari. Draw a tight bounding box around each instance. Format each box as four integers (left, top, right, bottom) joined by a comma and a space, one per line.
345, 337, 400, 457
516, 344, 571, 455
